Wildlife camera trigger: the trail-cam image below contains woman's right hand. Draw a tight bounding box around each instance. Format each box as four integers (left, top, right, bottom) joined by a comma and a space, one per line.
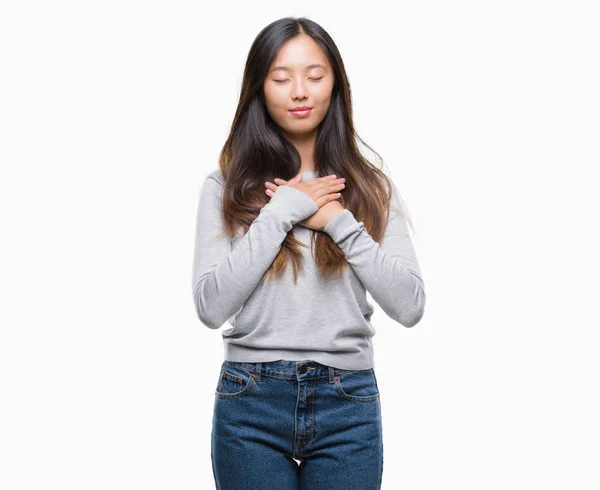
266, 173, 346, 208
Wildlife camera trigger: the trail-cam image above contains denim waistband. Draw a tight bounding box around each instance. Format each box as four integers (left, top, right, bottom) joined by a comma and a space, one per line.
224, 359, 368, 382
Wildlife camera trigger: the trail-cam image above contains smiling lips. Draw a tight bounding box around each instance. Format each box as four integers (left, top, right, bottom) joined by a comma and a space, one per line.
290, 106, 312, 117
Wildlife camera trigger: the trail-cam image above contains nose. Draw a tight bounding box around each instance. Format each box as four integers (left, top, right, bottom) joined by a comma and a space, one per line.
291, 77, 308, 100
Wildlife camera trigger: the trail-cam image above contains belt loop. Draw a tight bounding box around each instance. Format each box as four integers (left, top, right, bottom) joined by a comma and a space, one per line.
329, 366, 336, 383
254, 362, 262, 381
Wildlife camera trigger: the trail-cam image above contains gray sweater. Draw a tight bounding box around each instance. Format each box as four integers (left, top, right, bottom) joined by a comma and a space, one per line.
191, 169, 426, 370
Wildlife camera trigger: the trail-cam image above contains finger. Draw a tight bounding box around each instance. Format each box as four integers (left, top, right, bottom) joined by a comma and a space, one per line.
311, 174, 338, 183
273, 178, 287, 184
315, 192, 342, 206
312, 178, 345, 194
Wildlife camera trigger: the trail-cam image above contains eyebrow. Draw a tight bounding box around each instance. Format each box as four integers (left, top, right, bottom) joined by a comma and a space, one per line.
269, 63, 327, 73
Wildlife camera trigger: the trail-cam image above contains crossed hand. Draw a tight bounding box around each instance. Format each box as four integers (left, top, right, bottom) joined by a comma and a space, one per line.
264, 173, 346, 231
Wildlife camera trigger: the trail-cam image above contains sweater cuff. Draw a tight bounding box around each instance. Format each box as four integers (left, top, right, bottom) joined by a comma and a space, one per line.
323, 209, 361, 243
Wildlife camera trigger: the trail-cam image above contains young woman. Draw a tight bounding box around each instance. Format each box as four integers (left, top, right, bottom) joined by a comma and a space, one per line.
192, 17, 426, 490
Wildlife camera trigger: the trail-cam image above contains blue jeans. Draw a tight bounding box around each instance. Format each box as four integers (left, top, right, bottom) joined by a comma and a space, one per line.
211, 359, 383, 489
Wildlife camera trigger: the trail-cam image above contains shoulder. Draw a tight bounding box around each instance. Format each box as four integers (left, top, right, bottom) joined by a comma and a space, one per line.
198, 168, 225, 202
206, 168, 225, 187
376, 171, 409, 228
375, 171, 401, 211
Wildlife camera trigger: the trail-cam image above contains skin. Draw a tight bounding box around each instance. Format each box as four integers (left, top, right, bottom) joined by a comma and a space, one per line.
262, 34, 345, 230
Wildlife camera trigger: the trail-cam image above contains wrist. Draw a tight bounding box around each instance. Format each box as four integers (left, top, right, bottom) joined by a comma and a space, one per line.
323, 208, 347, 231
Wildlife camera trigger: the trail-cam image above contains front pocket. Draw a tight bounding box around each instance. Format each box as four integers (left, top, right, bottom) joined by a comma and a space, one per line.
334, 369, 380, 402
215, 364, 255, 399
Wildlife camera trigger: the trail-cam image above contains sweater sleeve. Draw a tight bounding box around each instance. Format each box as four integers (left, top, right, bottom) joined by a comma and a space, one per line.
192, 176, 319, 329
323, 182, 426, 327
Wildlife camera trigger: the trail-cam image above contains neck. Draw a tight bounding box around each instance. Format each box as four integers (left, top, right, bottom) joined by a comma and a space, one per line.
282, 129, 317, 173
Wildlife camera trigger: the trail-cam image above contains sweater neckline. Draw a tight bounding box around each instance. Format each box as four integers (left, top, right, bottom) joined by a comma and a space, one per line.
301, 170, 316, 181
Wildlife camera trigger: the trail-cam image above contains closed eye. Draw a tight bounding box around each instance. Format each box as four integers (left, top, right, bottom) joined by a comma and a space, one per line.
274, 77, 324, 84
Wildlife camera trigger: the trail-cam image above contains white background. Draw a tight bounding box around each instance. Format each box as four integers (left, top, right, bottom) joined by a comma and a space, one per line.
1, 1, 599, 488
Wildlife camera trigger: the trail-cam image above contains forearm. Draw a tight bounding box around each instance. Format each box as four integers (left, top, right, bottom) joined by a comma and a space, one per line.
323, 209, 426, 327
192, 183, 318, 329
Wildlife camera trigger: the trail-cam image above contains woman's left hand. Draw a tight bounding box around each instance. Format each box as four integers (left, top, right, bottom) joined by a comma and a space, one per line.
265, 177, 345, 231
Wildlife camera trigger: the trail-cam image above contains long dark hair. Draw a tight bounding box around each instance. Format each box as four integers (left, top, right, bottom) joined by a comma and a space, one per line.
217, 16, 414, 282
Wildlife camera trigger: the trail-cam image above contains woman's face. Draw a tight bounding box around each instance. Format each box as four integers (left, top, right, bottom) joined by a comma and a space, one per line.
263, 35, 335, 137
